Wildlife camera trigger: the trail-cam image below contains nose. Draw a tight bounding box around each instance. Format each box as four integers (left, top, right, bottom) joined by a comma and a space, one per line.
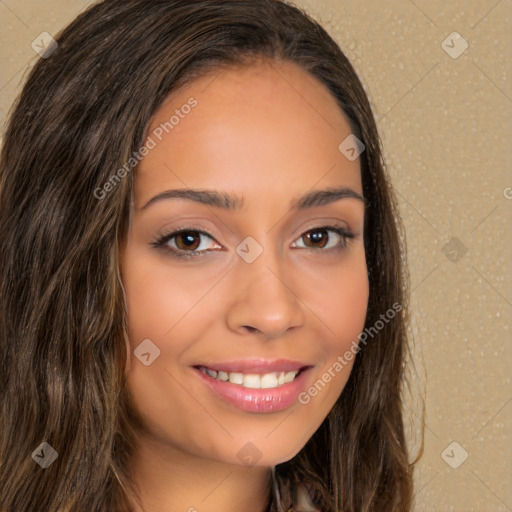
226, 249, 305, 339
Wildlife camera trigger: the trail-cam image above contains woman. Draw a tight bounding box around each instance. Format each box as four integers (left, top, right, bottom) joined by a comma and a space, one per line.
0, 1, 422, 511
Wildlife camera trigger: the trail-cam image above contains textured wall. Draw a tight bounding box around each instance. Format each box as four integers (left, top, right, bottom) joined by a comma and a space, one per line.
0, 1, 510, 511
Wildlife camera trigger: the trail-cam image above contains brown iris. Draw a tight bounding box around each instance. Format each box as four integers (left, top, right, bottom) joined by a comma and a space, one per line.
302, 228, 329, 249
174, 231, 202, 251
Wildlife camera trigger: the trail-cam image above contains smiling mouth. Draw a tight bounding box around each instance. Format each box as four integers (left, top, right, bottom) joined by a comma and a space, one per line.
194, 365, 308, 389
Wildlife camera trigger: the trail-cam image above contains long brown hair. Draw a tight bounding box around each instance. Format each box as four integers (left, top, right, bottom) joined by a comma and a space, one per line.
0, 1, 423, 510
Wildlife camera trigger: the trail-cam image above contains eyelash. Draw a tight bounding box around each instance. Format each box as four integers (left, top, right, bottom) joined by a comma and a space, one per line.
150, 224, 356, 260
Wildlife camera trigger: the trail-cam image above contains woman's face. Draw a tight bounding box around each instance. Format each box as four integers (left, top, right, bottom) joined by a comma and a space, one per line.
121, 58, 369, 467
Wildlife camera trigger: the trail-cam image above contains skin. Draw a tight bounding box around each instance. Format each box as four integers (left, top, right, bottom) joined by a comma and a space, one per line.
120, 57, 369, 512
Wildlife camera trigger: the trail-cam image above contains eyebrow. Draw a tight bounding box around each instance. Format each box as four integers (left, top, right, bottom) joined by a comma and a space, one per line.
140, 186, 366, 211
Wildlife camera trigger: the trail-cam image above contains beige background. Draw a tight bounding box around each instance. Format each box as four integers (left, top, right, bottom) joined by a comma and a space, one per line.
1, 1, 510, 510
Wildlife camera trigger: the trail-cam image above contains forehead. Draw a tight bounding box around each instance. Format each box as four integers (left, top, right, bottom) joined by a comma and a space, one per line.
134, 58, 362, 208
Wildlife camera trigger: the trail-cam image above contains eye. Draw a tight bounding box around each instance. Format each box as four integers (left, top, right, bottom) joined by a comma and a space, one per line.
150, 224, 355, 259
150, 227, 221, 259
291, 225, 355, 252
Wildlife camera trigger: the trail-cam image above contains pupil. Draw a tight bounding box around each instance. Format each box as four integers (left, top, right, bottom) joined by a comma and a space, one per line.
183, 233, 195, 245
179, 231, 199, 249
308, 229, 327, 248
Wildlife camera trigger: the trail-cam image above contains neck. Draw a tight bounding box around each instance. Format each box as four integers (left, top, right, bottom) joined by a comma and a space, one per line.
124, 434, 273, 512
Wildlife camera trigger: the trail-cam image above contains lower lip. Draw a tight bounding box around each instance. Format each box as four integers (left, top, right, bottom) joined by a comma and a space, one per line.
193, 367, 311, 413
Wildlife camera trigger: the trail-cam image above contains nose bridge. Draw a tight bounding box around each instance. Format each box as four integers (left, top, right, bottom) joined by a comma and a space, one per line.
237, 231, 288, 293
227, 234, 304, 336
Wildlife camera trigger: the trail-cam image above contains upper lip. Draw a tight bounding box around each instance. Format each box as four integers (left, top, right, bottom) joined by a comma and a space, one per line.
194, 358, 312, 374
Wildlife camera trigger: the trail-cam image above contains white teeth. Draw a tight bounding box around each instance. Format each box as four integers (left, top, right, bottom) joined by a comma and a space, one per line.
205, 368, 217, 378
217, 370, 229, 382
260, 373, 278, 389
243, 374, 260, 388
200, 367, 300, 389
283, 371, 297, 384
228, 372, 243, 385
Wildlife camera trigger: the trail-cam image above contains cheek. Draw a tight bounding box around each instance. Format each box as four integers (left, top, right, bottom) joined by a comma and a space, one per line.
297, 250, 368, 405
121, 243, 195, 380
120, 249, 222, 450
122, 244, 216, 342
300, 247, 369, 344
